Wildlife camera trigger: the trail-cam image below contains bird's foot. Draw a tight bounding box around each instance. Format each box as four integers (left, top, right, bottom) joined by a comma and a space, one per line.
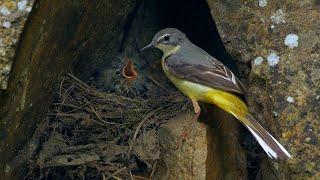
191, 99, 201, 119
192, 99, 206, 129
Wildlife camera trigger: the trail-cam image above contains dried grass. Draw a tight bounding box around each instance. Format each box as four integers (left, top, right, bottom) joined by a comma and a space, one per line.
25, 74, 188, 179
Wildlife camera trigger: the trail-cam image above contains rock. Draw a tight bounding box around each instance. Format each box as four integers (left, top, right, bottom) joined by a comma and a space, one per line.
133, 129, 160, 161
207, 0, 320, 178
0, 0, 34, 89
0, 0, 137, 178
158, 108, 247, 180
2, 0, 318, 178
158, 111, 207, 180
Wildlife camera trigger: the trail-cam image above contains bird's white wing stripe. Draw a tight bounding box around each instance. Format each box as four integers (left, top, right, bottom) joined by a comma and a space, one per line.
267, 131, 292, 158
231, 73, 237, 85
223, 66, 228, 74
213, 65, 239, 86
206, 71, 230, 81
245, 125, 278, 159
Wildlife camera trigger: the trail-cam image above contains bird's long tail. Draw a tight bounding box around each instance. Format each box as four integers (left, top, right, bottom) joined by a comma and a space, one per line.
207, 90, 292, 160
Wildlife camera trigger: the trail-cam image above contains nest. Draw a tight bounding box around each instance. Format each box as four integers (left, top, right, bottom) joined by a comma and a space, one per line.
25, 74, 187, 179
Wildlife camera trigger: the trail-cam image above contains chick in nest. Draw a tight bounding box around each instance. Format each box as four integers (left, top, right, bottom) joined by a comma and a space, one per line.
122, 58, 138, 80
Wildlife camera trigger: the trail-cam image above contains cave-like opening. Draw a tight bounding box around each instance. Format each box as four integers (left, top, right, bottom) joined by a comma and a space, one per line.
152, 0, 262, 179
156, 0, 238, 73
6, 0, 266, 178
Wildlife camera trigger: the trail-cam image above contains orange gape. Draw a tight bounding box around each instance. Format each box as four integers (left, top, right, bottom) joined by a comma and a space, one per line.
122, 58, 138, 80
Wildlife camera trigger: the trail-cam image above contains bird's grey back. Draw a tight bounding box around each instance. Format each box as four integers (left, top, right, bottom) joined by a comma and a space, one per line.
177, 39, 215, 67
165, 37, 245, 94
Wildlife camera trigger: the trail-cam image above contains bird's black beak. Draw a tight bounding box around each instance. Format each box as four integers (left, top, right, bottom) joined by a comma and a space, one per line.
140, 43, 155, 52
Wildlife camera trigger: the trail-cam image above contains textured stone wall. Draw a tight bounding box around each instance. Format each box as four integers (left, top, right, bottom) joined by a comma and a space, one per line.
0, 0, 34, 89
0, 0, 136, 178
1, 0, 318, 179
207, 0, 320, 179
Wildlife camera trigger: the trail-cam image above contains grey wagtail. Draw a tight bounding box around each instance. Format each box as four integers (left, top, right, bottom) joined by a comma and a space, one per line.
141, 28, 292, 160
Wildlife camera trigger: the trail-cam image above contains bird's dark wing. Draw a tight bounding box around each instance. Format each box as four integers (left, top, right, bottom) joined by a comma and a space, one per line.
164, 54, 245, 94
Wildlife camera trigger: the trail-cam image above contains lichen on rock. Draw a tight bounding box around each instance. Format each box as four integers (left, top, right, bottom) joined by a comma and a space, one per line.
0, 0, 34, 89
207, 0, 320, 178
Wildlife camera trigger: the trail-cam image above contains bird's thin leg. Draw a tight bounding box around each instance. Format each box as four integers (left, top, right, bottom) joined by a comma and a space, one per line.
191, 98, 201, 119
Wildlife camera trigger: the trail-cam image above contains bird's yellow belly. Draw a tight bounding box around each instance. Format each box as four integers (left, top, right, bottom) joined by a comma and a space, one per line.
161, 61, 211, 102
162, 59, 248, 116
176, 80, 212, 102
164, 70, 212, 102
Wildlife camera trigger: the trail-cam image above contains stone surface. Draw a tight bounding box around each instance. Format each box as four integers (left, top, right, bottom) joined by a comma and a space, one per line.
158, 108, 247, 180
207, 0, 320, 179
0, 0, 34, 89
3, 0, 318, 179
159, 111, 207, 180
0, 0, 136, 178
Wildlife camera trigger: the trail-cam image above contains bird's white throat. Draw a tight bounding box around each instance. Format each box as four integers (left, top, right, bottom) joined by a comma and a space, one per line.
158, 44, 180, 59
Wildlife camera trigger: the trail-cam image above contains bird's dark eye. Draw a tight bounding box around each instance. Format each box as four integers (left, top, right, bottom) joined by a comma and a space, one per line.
163, 35, 170, 41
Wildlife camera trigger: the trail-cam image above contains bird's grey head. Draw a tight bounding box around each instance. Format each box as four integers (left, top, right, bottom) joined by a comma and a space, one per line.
141, 28, 188, 56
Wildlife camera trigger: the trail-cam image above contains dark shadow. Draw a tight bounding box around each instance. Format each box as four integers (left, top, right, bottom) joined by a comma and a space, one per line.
156, 0, 238, 73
